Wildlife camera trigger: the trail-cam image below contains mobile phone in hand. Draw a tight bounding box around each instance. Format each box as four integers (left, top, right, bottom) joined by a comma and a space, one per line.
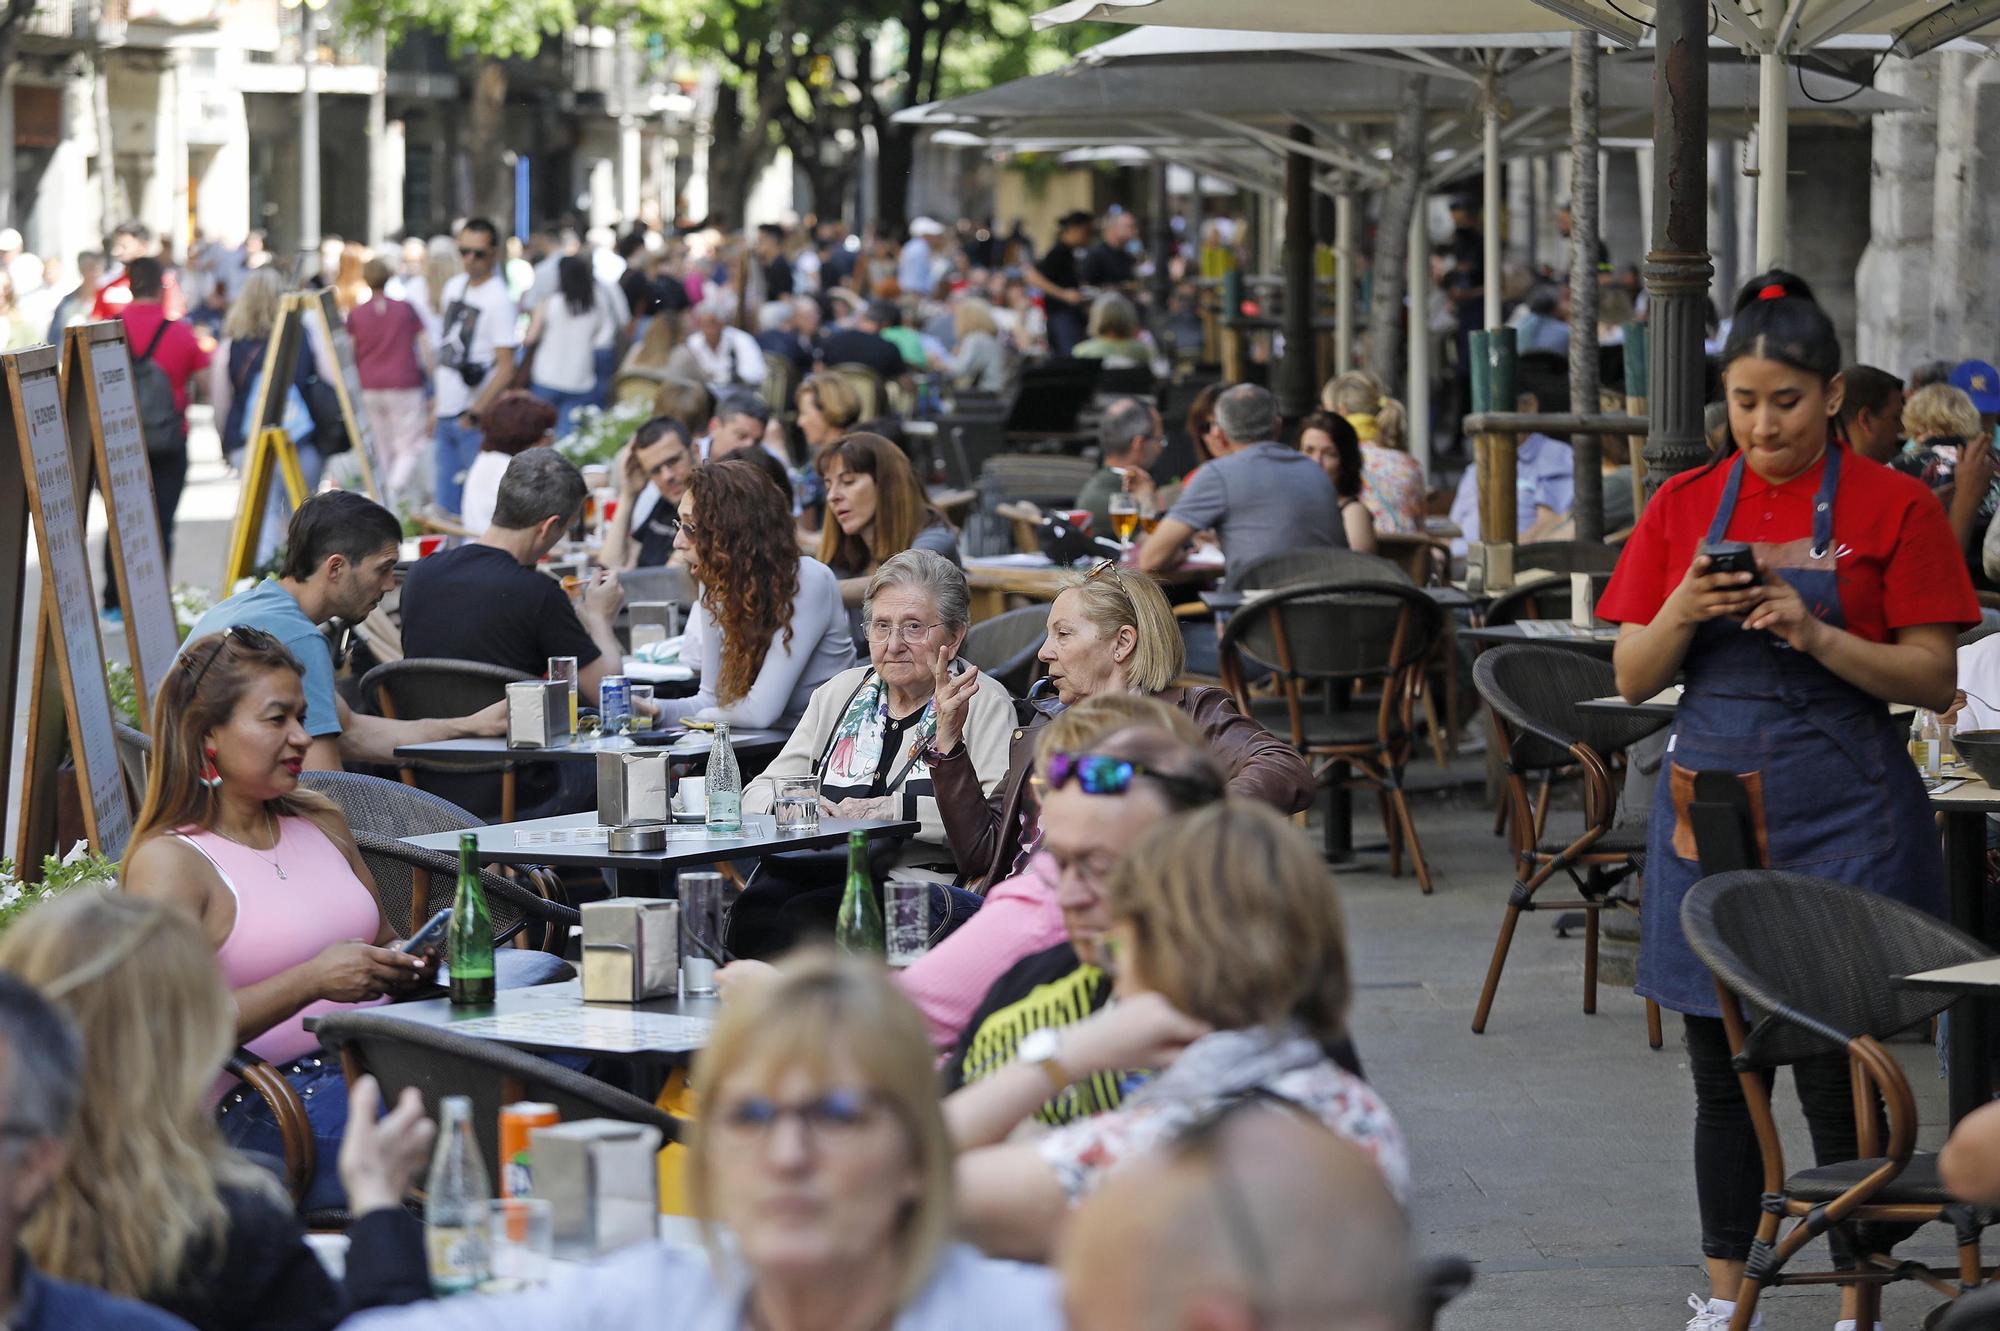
399, 908, 452, 955
1700, 541, 1757, 578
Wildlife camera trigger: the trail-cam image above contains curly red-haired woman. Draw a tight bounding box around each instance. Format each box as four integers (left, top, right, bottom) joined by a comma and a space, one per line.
674, 458, 857, 728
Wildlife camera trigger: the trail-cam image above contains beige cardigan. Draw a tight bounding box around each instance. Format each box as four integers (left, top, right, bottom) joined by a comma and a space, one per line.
743, 664, 1017, 872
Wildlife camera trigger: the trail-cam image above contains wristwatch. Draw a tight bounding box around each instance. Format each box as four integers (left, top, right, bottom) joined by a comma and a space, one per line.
1017, 1027, 1074, 1095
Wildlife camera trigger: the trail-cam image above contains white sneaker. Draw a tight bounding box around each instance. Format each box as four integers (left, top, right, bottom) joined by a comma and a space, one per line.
1685, 1293, 1764, 1331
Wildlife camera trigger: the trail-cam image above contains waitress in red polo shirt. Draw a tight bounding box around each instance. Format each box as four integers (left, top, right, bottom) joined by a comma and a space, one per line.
1599, 271, 1977, 1331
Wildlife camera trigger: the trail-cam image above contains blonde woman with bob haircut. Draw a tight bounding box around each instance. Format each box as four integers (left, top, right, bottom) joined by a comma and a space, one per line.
950, 802, 1410, 1262
930, 562, 1314, 886
0, 890, 426, 1329
340, 952, 1063, 1331
1899, 382, 1994, 557
945, 298, 1008, 393
796, 370, 863, 452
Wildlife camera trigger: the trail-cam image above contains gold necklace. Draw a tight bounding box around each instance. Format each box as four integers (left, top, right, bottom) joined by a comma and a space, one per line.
214, 809, 287, 879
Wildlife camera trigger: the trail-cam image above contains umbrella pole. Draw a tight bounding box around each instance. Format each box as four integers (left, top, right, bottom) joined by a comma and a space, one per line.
1570, 31, 1604, 543
1755, 50, 1789, 270
1280, 123, 1317, 421
1150, 159, 1173, 326
1643, 0, 1716, 490
1336, 185, 1355, 376
1483, 93, 1503, 331
1408, 185, 1431, 475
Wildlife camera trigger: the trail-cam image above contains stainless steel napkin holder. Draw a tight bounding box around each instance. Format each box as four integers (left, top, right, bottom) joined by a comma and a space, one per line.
507, 680, 571, 748
532, 1119, 663, 1259
597, 750, 672, 825
628, 600, 681, 651
580, 897, 680, 1003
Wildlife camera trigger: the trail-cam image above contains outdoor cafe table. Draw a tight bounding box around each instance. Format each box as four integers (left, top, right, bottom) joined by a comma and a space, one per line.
402, 811, 918, 898
1904, 776, 2000, 1125
392, 727, 790, 775
306, 978, 721, 1070
964, 550, 1223, 623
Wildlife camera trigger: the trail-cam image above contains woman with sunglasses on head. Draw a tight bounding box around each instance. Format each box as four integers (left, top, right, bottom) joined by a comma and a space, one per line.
947, 801, 1408, 1264
674, 458, 857, 729
337, 953, 1063, 1331
121, 629, 569, 1214
927, 562, 1314, 888
1597, 272, 1978, 1331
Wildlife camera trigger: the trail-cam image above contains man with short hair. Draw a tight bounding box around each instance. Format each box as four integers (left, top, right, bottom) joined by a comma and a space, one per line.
669, 300, 765, 393
1082, 209, 1139, 293
433, 218, 521, 515
755, 299, 811, 373
1028, 211, 1095, 356
700, 391, 776, 464
1839, 364, 1906, 463
943, 726, 1226, 1126
755, 223, 794, 299
0, 975, 196, 1330
111, 255, 208, 605
815, 299, 908, 383
1062, 1106, 1418, 1331
1140, 383, 1344, 581
1076, 396, 1163, 532
185, 491, 506, 770
91, 220, 185, 320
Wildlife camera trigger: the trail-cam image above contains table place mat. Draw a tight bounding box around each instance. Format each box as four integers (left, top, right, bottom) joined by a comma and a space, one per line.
1513, 620, 1615, 640
447, 1007, 715, 1053
1926, 777, 1969, 797
515, 827, 611, 847
1901, 958, 2000, 989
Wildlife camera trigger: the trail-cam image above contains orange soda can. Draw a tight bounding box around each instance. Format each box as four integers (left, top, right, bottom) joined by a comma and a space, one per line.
499, 1101, 560, 1198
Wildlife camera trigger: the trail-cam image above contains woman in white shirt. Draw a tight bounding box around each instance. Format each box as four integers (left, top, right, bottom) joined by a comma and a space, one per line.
525, 255, 617, 437
674, 457, 856, 729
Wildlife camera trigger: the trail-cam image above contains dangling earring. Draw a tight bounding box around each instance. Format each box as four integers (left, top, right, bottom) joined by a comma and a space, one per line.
200, 748, 222, 790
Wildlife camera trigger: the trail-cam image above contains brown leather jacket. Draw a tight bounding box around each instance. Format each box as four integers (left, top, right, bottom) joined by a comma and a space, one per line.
932, 684, 1316, 887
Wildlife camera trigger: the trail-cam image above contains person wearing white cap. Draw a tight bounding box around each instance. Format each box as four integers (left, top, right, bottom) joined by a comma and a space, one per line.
899, 218, 943, 300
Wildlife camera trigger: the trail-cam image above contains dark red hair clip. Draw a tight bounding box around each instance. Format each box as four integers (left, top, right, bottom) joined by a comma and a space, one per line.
1757, 283, 1788, 301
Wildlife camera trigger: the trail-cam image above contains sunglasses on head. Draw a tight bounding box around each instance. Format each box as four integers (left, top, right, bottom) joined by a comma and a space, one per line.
1044, 750, 1217, 805
182, 624, 279, 695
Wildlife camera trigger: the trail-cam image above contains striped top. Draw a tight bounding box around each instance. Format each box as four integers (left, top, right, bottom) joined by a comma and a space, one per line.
946, 942, 1128, 1128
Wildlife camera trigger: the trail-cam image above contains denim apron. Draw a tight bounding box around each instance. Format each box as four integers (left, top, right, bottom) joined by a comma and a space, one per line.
1637, 445, 1947, 1016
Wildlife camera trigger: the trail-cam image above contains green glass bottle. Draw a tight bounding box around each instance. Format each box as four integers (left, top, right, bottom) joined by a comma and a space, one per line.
449, 832, 495, 1005
834, 830, 883, 955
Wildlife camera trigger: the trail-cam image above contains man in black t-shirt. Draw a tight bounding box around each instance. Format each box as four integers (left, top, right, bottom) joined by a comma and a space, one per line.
1029, 211, 1094, 356
756, 224, 794, 299
815, 300, 909, 383
1082, 210, 1139, 293
401, 448, 626, 706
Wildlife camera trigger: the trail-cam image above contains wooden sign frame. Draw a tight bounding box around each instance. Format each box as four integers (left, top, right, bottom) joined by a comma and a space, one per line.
3, 344, 133, 874
301, 288, 383, 501
62, 322, 180, 725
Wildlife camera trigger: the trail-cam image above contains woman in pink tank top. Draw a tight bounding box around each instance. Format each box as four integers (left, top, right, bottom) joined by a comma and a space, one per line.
124, 626, 438, 1212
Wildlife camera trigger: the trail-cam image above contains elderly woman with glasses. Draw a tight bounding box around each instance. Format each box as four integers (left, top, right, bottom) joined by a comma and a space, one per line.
928, 562, 1315, 889
725, 550, 1015, 959
339, 953, 1064, 1331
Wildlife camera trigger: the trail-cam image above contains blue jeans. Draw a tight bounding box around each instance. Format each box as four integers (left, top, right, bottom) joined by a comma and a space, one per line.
219, 949, 575, 1213
434, 413, 485, 517
531, 384, 599, 440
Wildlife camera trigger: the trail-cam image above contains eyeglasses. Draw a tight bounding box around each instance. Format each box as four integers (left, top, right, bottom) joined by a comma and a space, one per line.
716, 1089, 883, 1144
669, 515, 699, 541
458, 247, 491, 260
1044, 750, 1220, 806
863, 619, 943, 644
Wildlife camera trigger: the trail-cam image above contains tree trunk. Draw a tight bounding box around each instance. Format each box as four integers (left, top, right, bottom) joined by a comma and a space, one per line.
1367, 75, 1427, 398
875, 120, 915, 229
1568, 32, 1605, 541
467, 58, 511, 230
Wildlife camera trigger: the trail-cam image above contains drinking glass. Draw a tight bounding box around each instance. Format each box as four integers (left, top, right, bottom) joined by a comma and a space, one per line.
774, 774, 821, 834
628, 683, 655, 732
1108, 492, 1139, 548
680, 872, 727, 997
546, 656, 579, 737
885, 880, 930, 968
484, 1197, 552, 1291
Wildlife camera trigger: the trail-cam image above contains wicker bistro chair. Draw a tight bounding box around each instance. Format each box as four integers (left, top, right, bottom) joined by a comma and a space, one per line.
356, 658, 533, 822
297, 771, 577, 949
1469, 646, 1668, 1046
1682, 872, 1996, 1329
959, 604, 1048, 697
1218, 580, 1446, 892
313, 1011, 684, 1198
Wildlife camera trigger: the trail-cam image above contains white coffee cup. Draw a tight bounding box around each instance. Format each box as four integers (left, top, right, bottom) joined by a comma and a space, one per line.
676, 775, 706, 816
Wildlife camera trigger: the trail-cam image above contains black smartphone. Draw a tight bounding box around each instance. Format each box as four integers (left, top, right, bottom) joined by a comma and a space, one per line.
1699, 541, 1757, 578
399, 907, 452, 955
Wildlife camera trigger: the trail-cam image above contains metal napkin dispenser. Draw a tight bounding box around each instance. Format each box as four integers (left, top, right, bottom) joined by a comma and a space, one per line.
507, 680, 571, 748
596, 750, 672, 825
581, 897, 680, 1003
532, 1119, 663, 1259
628, 600, 681, 651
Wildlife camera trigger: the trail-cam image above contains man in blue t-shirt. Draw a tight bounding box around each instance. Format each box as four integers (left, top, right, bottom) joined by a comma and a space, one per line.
0, 975, 197, 1330
184, 491, 507, 771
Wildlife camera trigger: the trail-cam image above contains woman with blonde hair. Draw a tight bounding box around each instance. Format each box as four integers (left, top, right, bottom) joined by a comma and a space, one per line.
797, 369, 862, 452
338, 953, 1062, 1331
0, 890, 427, 1328
1896, 382, 1992, 556
949, 801, 1409, 1262
1073, 293, 1150, 367
1322, 368, 1426, 534
944, 297, 1008, 392
929, 562, 1314, 886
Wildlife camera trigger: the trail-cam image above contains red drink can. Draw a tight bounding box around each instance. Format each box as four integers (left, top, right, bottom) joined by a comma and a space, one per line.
418, 535, 444, 557
499, 1101, 560, 1198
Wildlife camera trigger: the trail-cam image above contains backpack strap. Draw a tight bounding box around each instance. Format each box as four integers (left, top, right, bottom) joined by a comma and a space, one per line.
136, 318, 173, 364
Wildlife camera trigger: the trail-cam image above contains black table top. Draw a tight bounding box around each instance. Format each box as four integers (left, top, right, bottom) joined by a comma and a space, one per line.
393, 728, 788, 766
305, 979, 723, 1066
402, 811, 918, 871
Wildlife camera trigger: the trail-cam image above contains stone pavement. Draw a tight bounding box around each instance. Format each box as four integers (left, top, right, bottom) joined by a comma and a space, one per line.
1348, 779, 1958, 1330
